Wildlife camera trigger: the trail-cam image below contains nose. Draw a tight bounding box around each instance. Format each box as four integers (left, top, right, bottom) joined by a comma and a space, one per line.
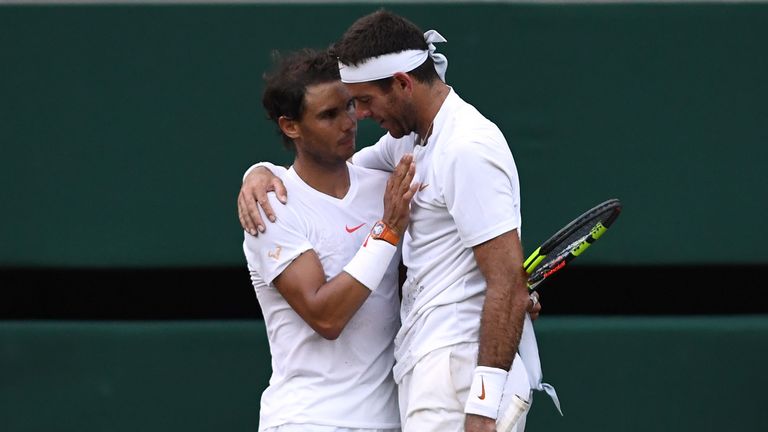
355, 105, 371, 119
342, 110, 356, 131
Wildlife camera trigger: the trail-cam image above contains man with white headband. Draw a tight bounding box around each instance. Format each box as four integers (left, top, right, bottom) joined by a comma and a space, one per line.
238, 9, 557, 432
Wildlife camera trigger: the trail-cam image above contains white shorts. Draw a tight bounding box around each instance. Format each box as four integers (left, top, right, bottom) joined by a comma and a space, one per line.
262, 425, 399, 432
397, 342, 531, 432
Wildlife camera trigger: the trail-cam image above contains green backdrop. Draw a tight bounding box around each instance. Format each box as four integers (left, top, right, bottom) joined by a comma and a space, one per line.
2, 317, 767, 431
2, 3, 767, 267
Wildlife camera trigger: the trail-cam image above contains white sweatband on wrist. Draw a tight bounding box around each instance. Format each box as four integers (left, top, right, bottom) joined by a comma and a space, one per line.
464, 366, 508, 420
342, 235, 398, 292
242, 161, 279, 183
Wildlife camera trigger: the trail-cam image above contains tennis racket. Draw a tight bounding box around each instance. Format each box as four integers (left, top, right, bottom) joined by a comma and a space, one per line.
524, 198, 622, 292
496, 200, 621, 432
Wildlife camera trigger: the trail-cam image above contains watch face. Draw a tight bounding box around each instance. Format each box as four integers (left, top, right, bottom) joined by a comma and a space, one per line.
372, 223, 384, 236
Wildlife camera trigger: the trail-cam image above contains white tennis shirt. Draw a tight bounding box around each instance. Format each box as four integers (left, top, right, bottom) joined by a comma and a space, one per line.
243, 164, 401, 430
352, 89, 522, 383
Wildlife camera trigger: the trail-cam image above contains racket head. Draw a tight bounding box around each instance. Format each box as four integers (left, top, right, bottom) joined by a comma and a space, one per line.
525, 198, 622, 290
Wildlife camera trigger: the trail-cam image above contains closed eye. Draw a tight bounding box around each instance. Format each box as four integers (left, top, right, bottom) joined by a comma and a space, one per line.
318, 108, 338, 119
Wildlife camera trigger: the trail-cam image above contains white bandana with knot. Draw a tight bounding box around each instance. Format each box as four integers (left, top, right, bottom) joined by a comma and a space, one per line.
339, 29, 448, 83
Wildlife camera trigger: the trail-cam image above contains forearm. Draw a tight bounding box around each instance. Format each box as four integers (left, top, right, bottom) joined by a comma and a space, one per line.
465, 233, 529, 423
472, 230, 529, 369
351, 145, 391, 171
273, 247, 383, 340
476, 269, 529, 369
351, 134, 412, 172
275, 237, 399, 340
303, 273, 373, 339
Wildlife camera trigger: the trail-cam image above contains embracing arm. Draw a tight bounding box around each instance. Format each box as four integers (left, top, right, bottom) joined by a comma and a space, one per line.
238, 163, 289, 236
238, 136, 407, 235
350, 135, 400, 171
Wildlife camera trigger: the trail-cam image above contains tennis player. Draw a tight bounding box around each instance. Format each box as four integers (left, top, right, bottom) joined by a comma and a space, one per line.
244, 48, 418, 432
239, 10, 559, 432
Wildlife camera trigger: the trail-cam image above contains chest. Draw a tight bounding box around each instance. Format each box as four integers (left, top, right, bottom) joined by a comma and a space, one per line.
298, 194, 382, 277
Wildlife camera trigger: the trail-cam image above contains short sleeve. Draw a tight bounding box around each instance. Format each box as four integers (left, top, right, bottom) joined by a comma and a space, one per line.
352, 134, 412, 172
241, 162, 289, 182
242, 193, 313, 285
441, 135, 521, 248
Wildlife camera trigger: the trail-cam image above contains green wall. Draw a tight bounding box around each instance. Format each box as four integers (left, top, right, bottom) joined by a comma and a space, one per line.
2, 3, 767, 266
2, 317, 767, 431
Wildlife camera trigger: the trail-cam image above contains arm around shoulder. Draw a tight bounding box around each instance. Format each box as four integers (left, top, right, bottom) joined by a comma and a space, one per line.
238, 162, 289, 235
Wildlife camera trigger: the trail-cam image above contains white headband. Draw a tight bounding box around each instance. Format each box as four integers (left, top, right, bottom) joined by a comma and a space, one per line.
339, 29, 448, 83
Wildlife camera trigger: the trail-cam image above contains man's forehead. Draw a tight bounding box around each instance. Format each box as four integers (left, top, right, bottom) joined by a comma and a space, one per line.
344, 82, 380, 97
304, 81, 348, 109
305, 80, 343, 96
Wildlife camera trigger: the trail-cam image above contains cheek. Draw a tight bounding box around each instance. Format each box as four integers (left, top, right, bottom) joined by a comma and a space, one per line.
386, 95, 402, 118
371, 101, 388, 118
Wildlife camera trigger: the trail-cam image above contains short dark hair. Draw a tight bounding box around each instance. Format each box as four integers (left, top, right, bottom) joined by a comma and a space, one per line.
261, 48, 340, 151
333, 9, 440, 86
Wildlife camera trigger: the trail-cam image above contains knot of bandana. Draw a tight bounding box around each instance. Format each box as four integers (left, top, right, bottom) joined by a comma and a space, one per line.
424, 29, 448, 82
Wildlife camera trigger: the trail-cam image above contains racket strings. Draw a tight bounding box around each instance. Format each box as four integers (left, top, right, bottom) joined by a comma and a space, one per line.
528, 207, 618, 283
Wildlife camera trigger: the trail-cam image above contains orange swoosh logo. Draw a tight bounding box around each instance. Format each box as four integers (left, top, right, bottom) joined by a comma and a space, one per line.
345, 223, 365, 233
478, 376, 486, 400
418, 183, 429, 192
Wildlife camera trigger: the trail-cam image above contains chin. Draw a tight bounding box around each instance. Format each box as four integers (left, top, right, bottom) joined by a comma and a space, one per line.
341, 147, 356, 160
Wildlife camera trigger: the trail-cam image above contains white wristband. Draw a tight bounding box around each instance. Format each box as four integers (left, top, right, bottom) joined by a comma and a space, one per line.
464, 366, 508, 420
242, 161, 278, 183
343, 235, 398, 292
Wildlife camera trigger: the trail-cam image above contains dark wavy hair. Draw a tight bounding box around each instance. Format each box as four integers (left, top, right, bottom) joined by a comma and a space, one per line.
261, 48, 340, 151
333, 9, 440, 90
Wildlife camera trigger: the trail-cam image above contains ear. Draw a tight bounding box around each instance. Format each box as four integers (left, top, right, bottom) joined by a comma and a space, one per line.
392, 72, 413, 94
278, 116, 300, 140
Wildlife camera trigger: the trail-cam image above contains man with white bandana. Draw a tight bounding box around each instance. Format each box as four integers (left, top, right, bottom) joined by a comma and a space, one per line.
238, 10, 558, 432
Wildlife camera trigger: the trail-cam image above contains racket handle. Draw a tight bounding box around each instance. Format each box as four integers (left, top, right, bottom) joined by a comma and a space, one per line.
496, 395, 529, 432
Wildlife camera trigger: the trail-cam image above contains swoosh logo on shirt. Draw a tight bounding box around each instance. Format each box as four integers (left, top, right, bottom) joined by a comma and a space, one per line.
345, 223, 365, 233
418, 183, 429, 191
478, 376, 486, 400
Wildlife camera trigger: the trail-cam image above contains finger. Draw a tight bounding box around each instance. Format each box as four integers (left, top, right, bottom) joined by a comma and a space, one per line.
393, 159, 416, 196
394, 153, 413, 180
386, 158, 406, 196
256, 190, 277, 224
238, 192, 258, 235
401, 160, 416, 191
528, 291, 540, 312
402, 181, 420, 204
272, 178, 288, 204
237, 200, 249, 234
385, 174, 396, 197
532, 301, 542, 314
243, 191, 266, 233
